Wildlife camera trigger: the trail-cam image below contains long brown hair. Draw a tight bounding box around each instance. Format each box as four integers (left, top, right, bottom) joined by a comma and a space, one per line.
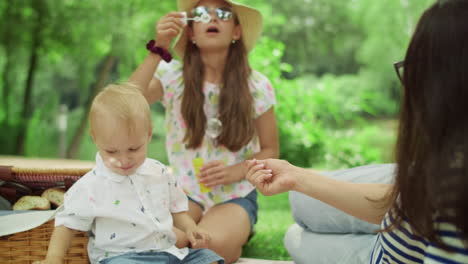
388, 0, 468, 246
181, 19, 254, 151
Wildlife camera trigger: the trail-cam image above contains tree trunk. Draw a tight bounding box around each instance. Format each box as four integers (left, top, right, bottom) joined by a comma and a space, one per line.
66, 54, 118, 159
14, 1, 45, 155
2, 48, 13, 124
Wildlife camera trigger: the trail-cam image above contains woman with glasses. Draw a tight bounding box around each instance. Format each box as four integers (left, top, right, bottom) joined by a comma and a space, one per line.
129, 0, 279, 263
247, 0, 468, 263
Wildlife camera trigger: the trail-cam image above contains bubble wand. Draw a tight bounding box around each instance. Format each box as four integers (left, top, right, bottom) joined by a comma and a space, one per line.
181, 11, 212, 25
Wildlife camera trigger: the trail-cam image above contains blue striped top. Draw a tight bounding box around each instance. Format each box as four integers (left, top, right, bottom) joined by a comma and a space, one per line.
371, 211, 468, 263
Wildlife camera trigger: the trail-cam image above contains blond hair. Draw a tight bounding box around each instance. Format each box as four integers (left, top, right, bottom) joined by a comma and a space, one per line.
89, 83, 151, 135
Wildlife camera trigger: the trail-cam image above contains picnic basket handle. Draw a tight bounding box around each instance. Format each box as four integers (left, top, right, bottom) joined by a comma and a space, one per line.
0, 166, 14, 181
0, 165, 90, 190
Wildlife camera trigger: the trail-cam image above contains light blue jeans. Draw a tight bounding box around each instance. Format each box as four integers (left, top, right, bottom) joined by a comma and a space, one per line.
99, 249, 224, 264
283, 164, 396, 264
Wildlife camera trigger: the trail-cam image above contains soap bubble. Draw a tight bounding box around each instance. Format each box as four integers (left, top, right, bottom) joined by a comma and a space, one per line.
206, 117, 222, 139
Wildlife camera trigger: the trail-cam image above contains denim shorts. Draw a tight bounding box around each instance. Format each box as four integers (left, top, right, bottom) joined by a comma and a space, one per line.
188, 190, 258, 231
99, 248, 224, 264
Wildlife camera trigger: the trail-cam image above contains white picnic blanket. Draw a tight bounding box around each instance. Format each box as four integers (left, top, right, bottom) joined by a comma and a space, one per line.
0, 210, 57, 237
236, 258, 293, 264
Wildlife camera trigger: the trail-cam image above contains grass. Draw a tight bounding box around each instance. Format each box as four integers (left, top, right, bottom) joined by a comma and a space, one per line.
368, 119, 398, 162
242, 192, 294, 260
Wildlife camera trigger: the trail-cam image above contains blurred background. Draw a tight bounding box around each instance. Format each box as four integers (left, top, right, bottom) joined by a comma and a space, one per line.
0, 0, 433, 169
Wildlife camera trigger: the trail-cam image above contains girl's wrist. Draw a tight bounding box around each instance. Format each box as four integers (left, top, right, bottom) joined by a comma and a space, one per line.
227, 163, 245, 184
154, 37, 170, 50
239, 163, 248, 181
239, 162, 250, 183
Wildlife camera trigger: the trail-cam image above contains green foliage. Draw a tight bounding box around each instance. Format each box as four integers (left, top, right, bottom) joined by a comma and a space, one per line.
238, 0, 365, 78
274, 73, 397, 168
246, 0, 432, 168
249, 34, 395, 168
0, 1, 433, 164
24, 93, 60, 157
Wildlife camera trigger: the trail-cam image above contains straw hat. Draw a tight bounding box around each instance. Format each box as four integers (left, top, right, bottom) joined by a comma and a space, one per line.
173, 0, 263, 58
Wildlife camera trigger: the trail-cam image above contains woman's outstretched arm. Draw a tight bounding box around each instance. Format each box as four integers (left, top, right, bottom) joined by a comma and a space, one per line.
246, 159, 393, 224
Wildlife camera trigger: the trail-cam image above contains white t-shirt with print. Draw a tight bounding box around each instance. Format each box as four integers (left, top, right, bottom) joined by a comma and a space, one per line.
155, 60, 276, 209
55, 153, 189, 264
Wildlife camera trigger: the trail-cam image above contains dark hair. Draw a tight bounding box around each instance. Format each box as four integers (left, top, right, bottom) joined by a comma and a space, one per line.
181, 17, 254, 151
389, 0, 468, 246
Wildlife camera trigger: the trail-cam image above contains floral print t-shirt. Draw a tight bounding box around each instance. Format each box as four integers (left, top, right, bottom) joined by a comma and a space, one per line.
55, 153, 189, 264
155, 60, 276, 209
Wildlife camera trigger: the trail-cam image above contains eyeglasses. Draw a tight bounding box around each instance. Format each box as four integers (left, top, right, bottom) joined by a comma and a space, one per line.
394, 60, 404, 83
191, 6, 233, 22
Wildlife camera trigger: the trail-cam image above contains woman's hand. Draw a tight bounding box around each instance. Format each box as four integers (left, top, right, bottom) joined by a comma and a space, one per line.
185, 226, 211, 249
199, 161, 244, 187
245, 159, 299, 196
155, 12, 185, 49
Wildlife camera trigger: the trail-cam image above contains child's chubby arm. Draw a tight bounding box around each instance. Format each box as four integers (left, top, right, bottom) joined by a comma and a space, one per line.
172, 212, 211, 248
33, 225, 76, 264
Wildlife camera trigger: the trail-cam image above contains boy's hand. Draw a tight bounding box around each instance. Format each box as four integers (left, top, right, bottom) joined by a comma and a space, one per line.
32, 256, 64, 264
185, 226, 211, 248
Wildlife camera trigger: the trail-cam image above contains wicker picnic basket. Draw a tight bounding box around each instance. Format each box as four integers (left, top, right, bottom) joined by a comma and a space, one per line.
0, 165, 92, 263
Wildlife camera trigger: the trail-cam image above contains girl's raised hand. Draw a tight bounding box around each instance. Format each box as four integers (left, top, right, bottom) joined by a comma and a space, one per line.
155, 12, 185, 50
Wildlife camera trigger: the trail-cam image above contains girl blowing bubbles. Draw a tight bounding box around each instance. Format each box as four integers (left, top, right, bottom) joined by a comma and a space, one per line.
129, 0, 279, 263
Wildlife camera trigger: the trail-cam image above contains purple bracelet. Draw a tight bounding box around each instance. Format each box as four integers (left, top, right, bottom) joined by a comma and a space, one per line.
146, 40, 173, 63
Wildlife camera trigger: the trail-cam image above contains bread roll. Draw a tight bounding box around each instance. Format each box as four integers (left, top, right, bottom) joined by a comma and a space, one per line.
13, 195, 51, 210
41, 188, 65, 207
